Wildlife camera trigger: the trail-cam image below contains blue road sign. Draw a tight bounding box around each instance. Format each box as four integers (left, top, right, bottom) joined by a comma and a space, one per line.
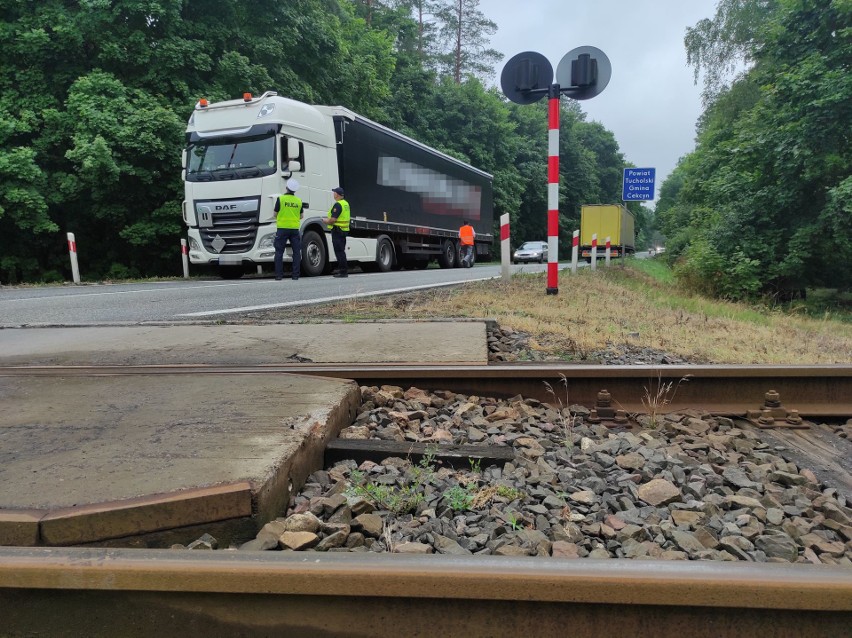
622, 168, 655, 201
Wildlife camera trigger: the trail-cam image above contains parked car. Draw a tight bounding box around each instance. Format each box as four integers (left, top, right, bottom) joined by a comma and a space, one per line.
513, 241, 548, 264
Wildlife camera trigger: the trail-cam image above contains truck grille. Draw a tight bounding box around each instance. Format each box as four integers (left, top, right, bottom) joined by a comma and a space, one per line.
199, 211, 259, 253
194, 197, 261, 254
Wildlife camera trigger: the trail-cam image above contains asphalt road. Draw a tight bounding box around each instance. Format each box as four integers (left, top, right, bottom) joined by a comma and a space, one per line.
0, 262, 563, 327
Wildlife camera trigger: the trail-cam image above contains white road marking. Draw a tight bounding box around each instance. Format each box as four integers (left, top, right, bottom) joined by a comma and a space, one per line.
0, 281, 259, 301
177, 277, 495, 317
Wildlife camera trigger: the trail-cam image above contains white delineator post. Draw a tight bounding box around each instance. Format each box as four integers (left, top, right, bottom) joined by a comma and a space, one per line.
67, 232, 80, 284
571, 229, 579, 275
500, 213, 510, 281
605, 236, 611, 267
546, 88, 559, 295
181, 238, 190, 279
591, 233, 598, 271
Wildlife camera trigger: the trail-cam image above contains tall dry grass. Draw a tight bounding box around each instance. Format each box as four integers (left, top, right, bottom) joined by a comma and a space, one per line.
247, 267, 852, 364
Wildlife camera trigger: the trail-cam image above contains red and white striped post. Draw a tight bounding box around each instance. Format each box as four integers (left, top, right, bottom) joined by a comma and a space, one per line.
591, 233, 598, 271
571, 229, 579, 274
605, 236, 612, 267
546, 86, 560, 295
66, 232, 80, 284
500, 213, 510, 281
180, 238, 190, 278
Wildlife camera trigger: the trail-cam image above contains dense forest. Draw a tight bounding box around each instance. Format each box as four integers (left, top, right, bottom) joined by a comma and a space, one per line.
0, 0, 641, 284
657, 0, 851, 299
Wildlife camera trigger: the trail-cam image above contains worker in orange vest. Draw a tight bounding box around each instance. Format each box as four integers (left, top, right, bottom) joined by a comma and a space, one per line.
459, 220, 476, 268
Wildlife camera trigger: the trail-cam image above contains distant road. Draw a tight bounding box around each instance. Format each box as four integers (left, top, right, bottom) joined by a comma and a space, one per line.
0, 262, 567, 326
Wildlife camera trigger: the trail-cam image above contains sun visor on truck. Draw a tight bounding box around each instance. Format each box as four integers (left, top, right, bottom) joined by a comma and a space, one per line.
186, 123, 281, 143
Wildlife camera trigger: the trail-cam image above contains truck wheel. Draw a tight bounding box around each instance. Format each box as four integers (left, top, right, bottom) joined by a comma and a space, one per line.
438, 239, 457, 268
376, 237, 394, 272
218, 265, 244, 279
301, 230, 326, 277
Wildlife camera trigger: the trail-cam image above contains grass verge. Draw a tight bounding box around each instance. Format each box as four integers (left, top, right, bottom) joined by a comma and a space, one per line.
239, 261, 852, 364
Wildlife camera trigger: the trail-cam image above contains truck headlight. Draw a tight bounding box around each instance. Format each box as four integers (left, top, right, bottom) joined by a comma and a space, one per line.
258, 233, 276, 249
188, 236, 201, 251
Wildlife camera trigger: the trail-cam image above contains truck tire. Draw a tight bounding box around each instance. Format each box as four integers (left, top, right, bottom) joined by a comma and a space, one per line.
438, 239, 457, 268
301, 230, 327, 277
376, 237, 394, 272
218, 265, 244, 279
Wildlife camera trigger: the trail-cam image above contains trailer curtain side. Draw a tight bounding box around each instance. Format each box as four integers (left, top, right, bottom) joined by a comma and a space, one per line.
332, 116, 493, 241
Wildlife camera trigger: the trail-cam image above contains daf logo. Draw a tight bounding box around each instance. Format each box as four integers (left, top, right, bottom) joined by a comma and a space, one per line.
215, 204, 238, 211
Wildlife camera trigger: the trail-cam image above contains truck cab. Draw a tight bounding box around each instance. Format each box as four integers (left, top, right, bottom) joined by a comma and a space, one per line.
183, 92, 336, 278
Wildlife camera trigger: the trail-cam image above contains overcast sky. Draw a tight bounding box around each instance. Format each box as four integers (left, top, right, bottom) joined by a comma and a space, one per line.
486, 0, 718, 202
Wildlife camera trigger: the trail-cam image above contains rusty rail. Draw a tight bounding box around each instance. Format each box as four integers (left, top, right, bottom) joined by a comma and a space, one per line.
0, 547, 850, 637
3, 363, 851, 416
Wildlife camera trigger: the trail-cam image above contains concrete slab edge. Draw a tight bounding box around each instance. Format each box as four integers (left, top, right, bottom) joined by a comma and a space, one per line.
1, 482, 252, 547
253, 384, 363, 525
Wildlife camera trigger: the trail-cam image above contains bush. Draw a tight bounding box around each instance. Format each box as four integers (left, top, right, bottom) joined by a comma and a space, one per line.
674, 238, 761, 300
105, 263, 140, 281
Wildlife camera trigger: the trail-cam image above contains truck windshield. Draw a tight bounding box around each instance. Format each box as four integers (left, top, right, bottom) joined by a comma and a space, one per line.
185, 133, 276, 181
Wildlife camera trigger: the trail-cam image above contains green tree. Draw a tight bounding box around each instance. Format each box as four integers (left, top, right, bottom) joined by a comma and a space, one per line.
0, 0, 394, 282
432, 0, 502, 83
685, 0, 781, 104
662, 0, 851, 298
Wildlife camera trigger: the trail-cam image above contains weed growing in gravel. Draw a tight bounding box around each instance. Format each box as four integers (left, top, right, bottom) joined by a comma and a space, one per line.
544, 374, 577, 449
469, 458, 482, 475
350, 481, 425, 514
382, 518, 395, 553
444, 484, 477, 511
409, 444, 439, 485
495, 485, 524, 501
641, 373, 693, 428
345, 445, 440, 515
470, 484, 525, 509
347, 470, 426, 515
505, 511, 523, 531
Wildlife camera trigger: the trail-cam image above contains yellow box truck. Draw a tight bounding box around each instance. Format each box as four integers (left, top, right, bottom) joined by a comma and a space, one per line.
580, 204, 635, 261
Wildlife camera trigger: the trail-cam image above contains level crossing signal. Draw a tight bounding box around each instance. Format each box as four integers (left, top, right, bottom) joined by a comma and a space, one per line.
500, 46, 612, 296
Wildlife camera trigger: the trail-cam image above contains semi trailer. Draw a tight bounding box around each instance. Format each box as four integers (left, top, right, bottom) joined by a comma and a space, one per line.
182, 91, 493, 278
579, 204, 635, 261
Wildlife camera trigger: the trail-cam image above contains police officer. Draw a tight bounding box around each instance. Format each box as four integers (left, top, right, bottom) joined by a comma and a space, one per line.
274, 179, 303, 280
327, 187, 350, 278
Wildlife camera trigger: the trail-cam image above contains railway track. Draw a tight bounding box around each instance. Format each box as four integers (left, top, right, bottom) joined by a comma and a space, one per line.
1, 363, 851, 636
5, 362, 852, 416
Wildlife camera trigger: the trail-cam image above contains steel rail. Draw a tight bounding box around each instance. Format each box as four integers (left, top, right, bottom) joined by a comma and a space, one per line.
0, 548, 850, 637
3, 363, 851, 416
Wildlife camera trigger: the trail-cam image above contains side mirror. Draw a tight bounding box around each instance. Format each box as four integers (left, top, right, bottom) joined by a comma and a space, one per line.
287, 139, 303, 172
287, 138, 300, 159
181, 149, 187, 169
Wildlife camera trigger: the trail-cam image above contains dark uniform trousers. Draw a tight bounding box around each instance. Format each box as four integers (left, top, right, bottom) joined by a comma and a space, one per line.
331, 228, 348, 275
274, 228, 302, 278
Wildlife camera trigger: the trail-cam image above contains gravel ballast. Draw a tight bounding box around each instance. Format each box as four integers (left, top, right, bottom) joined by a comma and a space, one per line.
233, 384, 852, 565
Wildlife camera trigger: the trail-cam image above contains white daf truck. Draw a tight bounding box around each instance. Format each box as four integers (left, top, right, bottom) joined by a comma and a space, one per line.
182, 91, 493, 278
